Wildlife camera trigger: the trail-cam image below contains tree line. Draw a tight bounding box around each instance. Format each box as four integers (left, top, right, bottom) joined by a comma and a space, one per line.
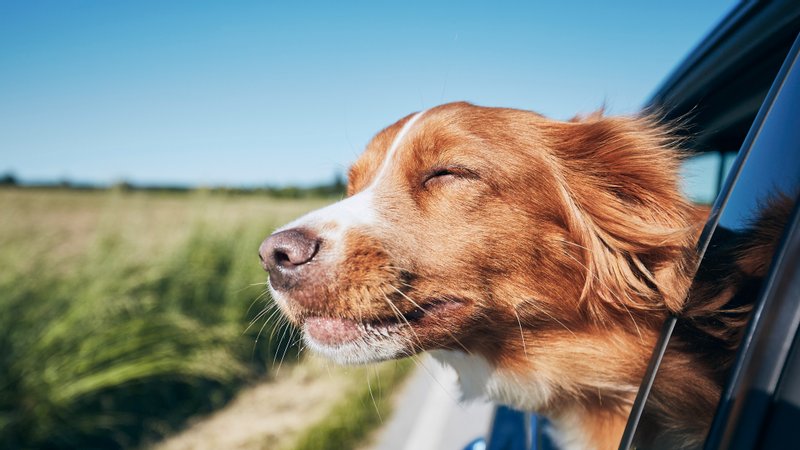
0, 172, 347, 199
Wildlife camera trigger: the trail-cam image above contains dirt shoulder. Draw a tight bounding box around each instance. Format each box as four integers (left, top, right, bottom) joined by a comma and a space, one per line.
151, 357, 356, 450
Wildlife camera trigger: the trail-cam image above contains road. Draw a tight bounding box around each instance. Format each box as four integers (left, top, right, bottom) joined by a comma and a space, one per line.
369, 355, 495, 450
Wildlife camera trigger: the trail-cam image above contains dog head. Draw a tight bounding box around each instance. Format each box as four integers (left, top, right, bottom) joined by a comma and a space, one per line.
259, 102, 697, 372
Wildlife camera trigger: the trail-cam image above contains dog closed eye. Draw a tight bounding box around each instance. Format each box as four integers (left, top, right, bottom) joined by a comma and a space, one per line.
422, 166, 479, 188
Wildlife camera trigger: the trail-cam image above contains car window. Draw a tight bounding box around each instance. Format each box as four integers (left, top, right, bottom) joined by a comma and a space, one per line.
623, 34, 800, 450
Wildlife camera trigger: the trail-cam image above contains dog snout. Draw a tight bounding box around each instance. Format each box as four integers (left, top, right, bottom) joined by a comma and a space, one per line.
259, 228, 321, 290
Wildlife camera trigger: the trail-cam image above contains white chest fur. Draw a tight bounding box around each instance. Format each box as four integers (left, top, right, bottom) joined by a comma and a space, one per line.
429, 350, 597, 450
429, 350, 553, 412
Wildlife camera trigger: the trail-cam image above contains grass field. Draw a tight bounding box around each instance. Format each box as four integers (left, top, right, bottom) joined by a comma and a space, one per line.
0, 188, 410, 449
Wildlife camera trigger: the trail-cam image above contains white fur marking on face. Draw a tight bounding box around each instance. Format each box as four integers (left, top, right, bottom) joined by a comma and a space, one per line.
278, 189, 376, 236
365, 110, 427, 191
272, 110, 428, 365
276, 110, 427, 239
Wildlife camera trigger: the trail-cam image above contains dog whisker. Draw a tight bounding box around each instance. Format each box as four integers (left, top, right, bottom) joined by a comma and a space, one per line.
244, 302, 278, 334
388, 285, 471, 354
251, 305, 284, 358
561, 240, 591, 251
519, 299, 577, 338
244, 288, 272, 319
367, 370, 382, 422
512, 308, 529, 359
245, 303, 281, 338
380, 293, 423, 351
274, 319, 293, 374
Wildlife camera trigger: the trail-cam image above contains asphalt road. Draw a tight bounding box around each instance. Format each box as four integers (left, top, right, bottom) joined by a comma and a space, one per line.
370, 355, 495, 450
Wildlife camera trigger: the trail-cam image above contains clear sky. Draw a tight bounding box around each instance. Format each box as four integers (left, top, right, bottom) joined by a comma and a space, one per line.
1, 1, 735, 187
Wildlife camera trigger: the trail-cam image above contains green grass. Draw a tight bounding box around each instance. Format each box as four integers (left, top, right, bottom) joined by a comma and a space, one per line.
0, 188, 331, 449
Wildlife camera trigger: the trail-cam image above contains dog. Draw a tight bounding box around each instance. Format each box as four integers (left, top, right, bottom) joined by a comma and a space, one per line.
258, 102, 765, 449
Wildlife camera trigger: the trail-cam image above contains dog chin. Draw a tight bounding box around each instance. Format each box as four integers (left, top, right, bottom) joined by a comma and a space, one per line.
269, 285, 411, 364
301, 325, 409, 365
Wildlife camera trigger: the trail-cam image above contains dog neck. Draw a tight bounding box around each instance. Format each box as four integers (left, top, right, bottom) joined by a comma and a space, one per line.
431, 349, 636, 450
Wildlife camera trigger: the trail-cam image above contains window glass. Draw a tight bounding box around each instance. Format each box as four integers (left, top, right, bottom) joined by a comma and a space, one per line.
681, 152, 722, 204
721, 152, 737, 182
680, 151, 740, 205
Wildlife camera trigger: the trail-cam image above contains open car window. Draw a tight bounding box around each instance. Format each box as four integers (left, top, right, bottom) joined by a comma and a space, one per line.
621, 32, 800, 450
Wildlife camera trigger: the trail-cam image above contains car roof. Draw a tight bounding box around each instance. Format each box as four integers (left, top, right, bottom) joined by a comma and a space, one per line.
647, 0, 800, 153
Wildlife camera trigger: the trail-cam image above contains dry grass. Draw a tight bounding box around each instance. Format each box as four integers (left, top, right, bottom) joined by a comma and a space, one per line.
0, 188, 412, 450
152, 357, 412, 450
0, 188, 330, 275
0, 188, 339, 448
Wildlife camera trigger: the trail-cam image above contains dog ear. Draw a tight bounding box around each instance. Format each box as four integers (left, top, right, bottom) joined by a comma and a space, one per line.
547, 115, 701, 320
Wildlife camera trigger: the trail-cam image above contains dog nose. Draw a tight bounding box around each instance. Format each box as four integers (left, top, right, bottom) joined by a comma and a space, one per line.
259, 228, 321, 289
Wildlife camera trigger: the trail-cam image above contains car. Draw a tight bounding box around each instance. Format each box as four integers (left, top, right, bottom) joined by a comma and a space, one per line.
467, 1, 800, 449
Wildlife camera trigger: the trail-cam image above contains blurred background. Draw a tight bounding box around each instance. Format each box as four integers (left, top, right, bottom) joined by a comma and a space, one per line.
1, 1, 734, 449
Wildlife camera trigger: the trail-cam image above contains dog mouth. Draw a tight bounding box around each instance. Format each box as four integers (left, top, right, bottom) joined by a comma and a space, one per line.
302, 298, 462, 348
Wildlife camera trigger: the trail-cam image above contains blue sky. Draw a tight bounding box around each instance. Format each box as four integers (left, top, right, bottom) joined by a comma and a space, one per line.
1, 1, 734, 187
